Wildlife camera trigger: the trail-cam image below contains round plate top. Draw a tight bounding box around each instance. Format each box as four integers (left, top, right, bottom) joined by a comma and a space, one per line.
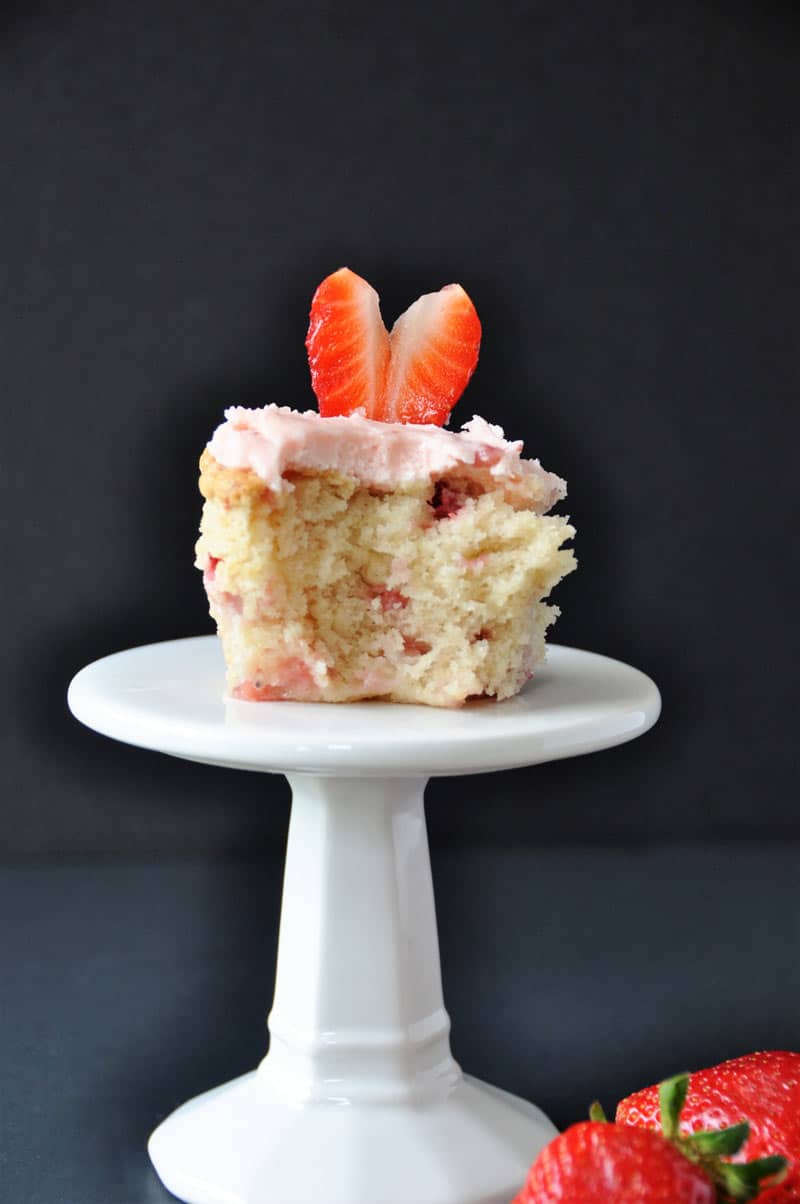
67, 635, 660, 776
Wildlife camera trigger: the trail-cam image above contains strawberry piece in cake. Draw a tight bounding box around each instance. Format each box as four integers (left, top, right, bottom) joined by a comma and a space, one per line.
195, 270, 576, 706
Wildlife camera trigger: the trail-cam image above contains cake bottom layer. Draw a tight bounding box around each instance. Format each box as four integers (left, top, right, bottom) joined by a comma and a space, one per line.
196, 461, 575, 707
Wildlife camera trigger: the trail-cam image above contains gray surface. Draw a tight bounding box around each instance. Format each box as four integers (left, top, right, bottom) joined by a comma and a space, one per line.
2, 0, 800, 852
3, 851, 799, 1204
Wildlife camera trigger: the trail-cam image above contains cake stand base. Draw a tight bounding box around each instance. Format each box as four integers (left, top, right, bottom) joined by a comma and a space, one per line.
149, 1070, 555, 1204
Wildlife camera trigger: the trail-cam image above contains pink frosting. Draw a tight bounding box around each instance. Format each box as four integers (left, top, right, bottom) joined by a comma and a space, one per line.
207, 405, 566, 509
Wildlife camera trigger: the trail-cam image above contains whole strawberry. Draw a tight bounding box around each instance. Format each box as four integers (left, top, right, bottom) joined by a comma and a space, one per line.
513, 1074, 787, 1204
512, 1118, 716, 1203
617, 1052, 800, 1202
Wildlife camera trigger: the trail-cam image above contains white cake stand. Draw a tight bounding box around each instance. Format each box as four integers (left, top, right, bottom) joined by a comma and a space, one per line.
68, 636, 660, 1204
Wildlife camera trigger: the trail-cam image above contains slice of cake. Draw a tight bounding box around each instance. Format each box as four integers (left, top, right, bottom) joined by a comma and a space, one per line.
195, 269, 576, 706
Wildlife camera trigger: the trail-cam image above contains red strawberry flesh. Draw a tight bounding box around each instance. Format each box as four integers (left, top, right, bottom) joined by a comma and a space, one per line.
306, 267, 390, 419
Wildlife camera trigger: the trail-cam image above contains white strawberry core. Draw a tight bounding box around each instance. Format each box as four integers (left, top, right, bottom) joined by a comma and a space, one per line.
360, 284, 388, 412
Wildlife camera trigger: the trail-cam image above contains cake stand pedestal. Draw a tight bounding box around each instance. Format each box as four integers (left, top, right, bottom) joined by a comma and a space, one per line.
68, 636, 660, 1204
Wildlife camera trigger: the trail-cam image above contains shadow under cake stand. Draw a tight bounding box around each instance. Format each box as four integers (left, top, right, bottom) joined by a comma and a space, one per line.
68, 635, 660, 1204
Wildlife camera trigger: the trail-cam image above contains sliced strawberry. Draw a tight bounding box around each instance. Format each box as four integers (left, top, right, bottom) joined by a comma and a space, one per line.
306, 267, 390, 418
381, 284, 481, 425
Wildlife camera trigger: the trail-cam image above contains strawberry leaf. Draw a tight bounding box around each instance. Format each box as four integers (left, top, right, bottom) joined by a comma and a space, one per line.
714, 1154, 788, 1201
659, 1073, 690, 1141
689, 1122, 750, 1158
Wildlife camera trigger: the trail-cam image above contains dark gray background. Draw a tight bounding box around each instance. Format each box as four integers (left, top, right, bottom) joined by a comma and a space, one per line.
1, 0, 798, 851
1, 2, 799, 1200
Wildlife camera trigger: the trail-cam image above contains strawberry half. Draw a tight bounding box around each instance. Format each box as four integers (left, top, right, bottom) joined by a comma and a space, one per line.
382, 283, 481, 425
306, 268, 390, 418
305, 271, 481, 425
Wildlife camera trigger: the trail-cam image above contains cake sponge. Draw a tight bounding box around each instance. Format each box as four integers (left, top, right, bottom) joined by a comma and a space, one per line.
196, 444, 575, 706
